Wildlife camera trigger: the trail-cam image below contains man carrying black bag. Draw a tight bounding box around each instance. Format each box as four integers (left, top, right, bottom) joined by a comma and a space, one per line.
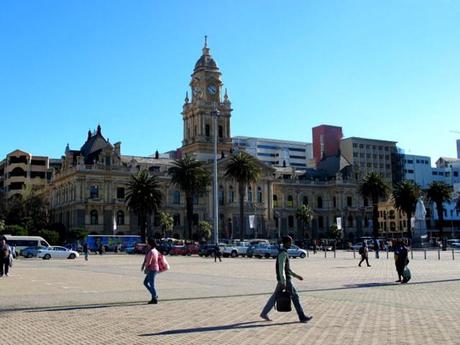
260, 236, 312, 323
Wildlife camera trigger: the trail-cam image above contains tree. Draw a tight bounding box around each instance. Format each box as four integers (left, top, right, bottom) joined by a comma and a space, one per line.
1, 224, 27, 236
39, 229, 60, 244
168, 155, 210, 240
159, 211, 174, 238
426, 181, 452, 246
225, 152, 261, 241
198, 220, 212, 241
296, 204, 314, 239
125, 170, 162, 243
359, 172, 389, 239
329, 224, 342, 240
393, 180, 421, 239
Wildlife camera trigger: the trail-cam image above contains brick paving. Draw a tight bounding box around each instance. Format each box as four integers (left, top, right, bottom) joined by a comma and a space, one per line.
1, 251, 460, 344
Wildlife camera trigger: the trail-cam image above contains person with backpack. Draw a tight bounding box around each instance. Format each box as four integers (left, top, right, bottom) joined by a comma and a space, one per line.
141, 238, 160, 304
358, 242, 371, 267
0, 237, 12, 277
394, 240, 409, 283
214, 243, 222, 262
260, 236, 312, 323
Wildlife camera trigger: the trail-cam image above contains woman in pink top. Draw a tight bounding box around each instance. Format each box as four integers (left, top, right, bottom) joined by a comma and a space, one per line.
141, 238, 159, 304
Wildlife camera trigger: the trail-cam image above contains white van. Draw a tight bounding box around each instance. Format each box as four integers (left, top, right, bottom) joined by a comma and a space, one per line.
3, 235, 50, 257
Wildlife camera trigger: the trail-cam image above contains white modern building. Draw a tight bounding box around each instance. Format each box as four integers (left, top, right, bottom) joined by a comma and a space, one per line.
402, 154, 433, 188
232, 136, 313, 170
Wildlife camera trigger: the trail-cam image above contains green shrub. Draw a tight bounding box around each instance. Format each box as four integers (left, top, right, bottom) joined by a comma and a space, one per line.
39, 229, 60, 245
1, 224, 28, 236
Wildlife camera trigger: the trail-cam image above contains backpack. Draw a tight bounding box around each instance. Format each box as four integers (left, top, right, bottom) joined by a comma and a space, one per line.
358, 247, 364, 255
158, 253, 170, 273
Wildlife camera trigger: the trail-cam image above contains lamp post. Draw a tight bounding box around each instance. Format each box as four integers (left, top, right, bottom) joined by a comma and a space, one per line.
212, 102, 220, 244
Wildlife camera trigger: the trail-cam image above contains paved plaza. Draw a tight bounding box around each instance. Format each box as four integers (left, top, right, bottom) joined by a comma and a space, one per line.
1, 250, 460, 345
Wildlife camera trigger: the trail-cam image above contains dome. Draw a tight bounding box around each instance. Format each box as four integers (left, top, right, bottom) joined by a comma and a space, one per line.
194, 54, 218, 71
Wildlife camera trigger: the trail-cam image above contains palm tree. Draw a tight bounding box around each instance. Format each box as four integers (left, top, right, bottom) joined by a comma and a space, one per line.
393, 180, 421, 239
296, 204, 314, 239
125, 170, 162, 243
359, 172, 389, 239
426, 181, 452, 246
168, 154, 210, 240
225, 152, 261, 241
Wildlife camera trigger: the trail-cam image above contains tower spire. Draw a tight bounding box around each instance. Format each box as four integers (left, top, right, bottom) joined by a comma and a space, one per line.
202, 35, 210, 55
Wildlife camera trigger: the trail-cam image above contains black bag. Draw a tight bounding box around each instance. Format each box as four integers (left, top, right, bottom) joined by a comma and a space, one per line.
358, 247, 364, 255
275, 290, 291, 312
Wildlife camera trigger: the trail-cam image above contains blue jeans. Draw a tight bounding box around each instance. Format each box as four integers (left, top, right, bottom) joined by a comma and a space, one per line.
143, 270, 158, 299
261, 280, 307, 321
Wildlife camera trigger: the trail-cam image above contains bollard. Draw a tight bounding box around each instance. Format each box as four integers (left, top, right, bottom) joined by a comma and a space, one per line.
438, 249, 440, 260
424, 250, 426, 260
334, 250, 336, 259
411, 249, 413, 260
324, 250, 327, 258
353, 249, 356, 259
386, 248, 389, 259
452, 249, 455, 261
307, 250, 309, 258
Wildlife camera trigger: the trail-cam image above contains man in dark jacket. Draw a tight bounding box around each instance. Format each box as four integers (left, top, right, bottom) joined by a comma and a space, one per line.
260, 236, 312, 323
0, 237, 11, 277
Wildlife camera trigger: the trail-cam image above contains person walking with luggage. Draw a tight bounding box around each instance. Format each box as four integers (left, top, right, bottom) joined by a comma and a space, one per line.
141, 238, 160, 304
0, 237, 12, 277
394, 240, 409, 283
358, 242, 371, 267
260, 236, 312, 323
214, 243, 222, 262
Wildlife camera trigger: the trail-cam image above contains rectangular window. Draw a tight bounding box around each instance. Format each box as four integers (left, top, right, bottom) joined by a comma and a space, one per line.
90, 185, 99, 199
117, 187, 125, 199
347, 196, 352, 207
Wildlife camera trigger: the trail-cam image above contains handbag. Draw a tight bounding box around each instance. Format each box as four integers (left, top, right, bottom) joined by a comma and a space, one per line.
158, 254, 170, 273
402, 266, 411, 282
275, 289, 291, 312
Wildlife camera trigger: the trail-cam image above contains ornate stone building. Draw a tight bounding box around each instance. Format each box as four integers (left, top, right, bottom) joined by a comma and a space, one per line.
49, 40, 371, 241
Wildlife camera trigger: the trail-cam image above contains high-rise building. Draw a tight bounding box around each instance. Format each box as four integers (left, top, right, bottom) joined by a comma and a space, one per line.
0, 150, 60, 199
340, 137, 398, 183
312, 125, 343, 164
457, 139, 460, 159
232, 136, 313, 169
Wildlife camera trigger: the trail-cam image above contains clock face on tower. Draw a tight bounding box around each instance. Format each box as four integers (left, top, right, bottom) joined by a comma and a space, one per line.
207, 84, 217, 95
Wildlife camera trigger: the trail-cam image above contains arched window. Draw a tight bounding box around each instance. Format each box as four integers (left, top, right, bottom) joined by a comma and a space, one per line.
317, 196, 323, 209
10, 167, 26, 177
228, 186, 235, 203
117, 210, 125, 225
219, 185, 225, 206
247, 186, 253, 202
257, 187, 263, 203
90, 185, 99, 199
347, 215, 353, 227
302, 196, 308, 206
287, 195, 293, 208
173, 191, 181, 204
273, 194, 278, 208
90, 210, 98, 225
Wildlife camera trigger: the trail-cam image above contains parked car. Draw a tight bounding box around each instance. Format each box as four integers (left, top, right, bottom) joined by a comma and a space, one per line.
20, 246, 45, 258
253, 244, 278, 259
185, 243, 200, 255
287, 245, 308, 258
198, 244, 225, 257
169, 245, 190, 256
134, 243, 148, 254
223, 241, 251, 258
37, 246, 80, 260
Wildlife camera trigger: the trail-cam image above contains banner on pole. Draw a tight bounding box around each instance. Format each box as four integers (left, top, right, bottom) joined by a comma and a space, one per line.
336, 217, 342, 230
249, 215, 255, 229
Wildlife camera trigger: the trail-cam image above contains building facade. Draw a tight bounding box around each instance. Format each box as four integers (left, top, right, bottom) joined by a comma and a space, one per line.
312, 124, 343, 165
0, 150, 60, 199
232, 136, 313, 170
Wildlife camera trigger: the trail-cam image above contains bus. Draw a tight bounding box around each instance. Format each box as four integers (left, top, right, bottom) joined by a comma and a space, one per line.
86, 235, 141, 252
3, 235, 50, 257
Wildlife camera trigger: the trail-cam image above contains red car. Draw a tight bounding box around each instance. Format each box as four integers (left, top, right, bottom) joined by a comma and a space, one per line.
169, 245, 189, 256
185, 243, 199, 255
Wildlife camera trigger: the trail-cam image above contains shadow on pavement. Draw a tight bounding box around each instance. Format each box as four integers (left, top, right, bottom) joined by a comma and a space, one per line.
139, 320, 301, 336
3, 277, 460, 314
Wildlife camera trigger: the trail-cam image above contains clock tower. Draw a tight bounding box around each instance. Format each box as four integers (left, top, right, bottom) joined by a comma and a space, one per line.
181, 37, 233, 161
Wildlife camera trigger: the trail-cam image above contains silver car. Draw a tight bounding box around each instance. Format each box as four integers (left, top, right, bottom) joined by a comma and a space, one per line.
37, 246, 80, 260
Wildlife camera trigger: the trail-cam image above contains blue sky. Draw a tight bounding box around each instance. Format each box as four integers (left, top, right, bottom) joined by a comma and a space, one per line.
1, 0, 459, 163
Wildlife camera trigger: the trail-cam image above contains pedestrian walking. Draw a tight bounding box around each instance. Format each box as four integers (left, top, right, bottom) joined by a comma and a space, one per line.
394, 240, 409, 283
358, 242, 371, 267
0, 237, 12, 277
260, 236, 312, 323
83, 242, 89, 261
214, 243, 222, 262
141, 238, 160, 304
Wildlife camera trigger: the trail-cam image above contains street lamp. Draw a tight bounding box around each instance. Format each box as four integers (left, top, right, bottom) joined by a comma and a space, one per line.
211, 102, 220, 244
